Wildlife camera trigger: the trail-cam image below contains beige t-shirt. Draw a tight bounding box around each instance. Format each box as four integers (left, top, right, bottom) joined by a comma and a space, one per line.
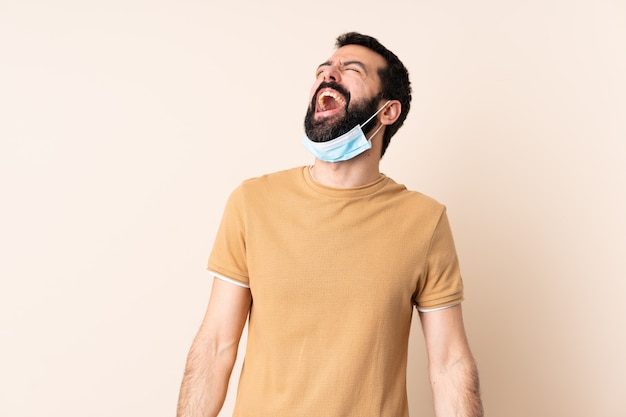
208, 166, 464, 417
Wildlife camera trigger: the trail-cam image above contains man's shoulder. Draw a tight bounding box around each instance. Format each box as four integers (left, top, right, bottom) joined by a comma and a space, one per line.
384, 176, 446, 212
242, 166, 302, 183
239, 166, 303, 189
230, 166, 306, 201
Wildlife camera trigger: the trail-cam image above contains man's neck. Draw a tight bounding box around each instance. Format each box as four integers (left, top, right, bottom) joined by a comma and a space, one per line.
309, 150, 381, 188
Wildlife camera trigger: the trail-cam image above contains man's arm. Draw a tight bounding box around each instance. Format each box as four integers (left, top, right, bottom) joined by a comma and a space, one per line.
419, 304, 483, 417
177, 278, 251, 417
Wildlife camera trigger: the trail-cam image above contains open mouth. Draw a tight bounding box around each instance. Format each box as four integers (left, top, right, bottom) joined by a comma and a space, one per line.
317, 90, 347, 112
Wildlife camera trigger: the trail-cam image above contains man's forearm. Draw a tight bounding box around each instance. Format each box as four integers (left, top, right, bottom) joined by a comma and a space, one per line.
430, 354, 483, 417
176, 338, 237, 417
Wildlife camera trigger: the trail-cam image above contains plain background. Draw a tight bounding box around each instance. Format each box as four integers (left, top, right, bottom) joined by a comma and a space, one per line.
1, 0, 625, 416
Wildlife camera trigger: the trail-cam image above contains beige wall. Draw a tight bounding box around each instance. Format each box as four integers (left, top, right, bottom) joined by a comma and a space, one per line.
1, 1, 624, 416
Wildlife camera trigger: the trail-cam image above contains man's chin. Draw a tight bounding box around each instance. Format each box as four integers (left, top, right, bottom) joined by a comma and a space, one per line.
304, 107, 353, 142
306, 124, 351, 143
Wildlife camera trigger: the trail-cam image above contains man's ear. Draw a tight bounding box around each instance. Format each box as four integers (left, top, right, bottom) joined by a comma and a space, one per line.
379, 100, 401, 126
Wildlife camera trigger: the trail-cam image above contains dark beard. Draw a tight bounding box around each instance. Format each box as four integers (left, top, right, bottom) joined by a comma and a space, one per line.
304, 85, 383, 143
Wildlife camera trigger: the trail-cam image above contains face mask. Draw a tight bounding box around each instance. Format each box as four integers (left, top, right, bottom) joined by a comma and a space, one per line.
302, 101, 390, 162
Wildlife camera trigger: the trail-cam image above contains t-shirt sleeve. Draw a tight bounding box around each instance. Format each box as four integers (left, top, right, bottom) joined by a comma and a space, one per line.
414, 207, 464, 311
207, 185, 250, 287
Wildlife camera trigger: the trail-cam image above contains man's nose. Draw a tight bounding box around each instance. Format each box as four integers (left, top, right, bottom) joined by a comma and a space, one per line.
321, 65, 341, 82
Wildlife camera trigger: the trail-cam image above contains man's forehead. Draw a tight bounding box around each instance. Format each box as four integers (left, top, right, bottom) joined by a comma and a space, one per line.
326, 44, 386, 71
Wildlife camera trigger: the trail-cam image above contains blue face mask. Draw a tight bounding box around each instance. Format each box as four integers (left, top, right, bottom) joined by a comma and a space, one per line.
302, 101, 390, 162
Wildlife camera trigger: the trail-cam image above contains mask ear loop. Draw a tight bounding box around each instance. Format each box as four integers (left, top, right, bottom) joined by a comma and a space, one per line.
366, 123, 385, 142
361, 100, 392, 128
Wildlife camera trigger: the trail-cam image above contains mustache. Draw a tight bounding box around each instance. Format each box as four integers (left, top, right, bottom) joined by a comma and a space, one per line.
312, 81, 351, 106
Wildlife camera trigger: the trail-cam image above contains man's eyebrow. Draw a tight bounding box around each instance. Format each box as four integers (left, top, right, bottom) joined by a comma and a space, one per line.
341, 60, 368, 73
316, 61, 332, 71
316, 60, 369, 74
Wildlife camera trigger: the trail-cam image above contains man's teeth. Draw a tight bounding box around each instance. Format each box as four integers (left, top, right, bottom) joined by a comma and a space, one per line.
318, 91, 346, 111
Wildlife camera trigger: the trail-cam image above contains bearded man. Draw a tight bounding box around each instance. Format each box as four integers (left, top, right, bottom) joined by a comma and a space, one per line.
177, 32, 483, 417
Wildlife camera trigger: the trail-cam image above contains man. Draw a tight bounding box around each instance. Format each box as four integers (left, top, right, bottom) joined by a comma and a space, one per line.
177, 32, 483, 417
